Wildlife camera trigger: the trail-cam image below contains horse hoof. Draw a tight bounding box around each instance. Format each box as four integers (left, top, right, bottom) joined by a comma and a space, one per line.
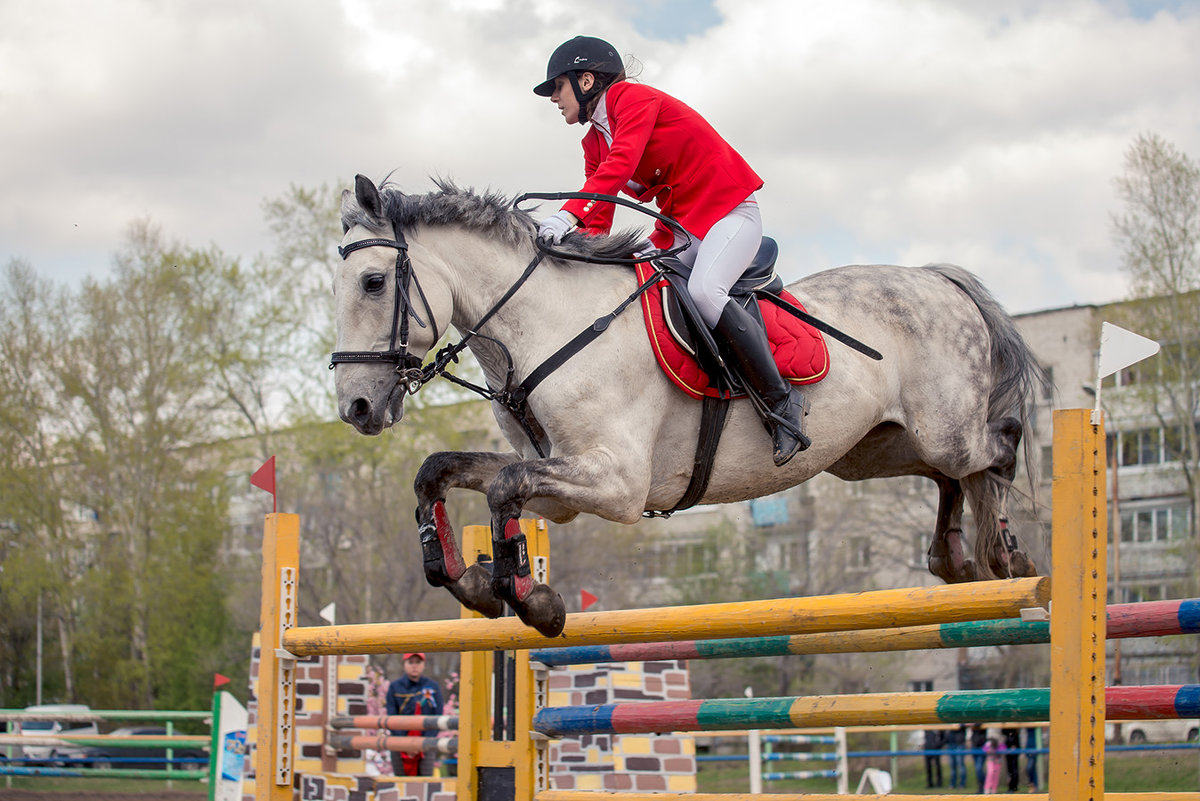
1009, 551, 1037, 577
929, 551, 979, 584
960, 559, 979, 582
447, 563, 505, 619
514, 584, 567, 638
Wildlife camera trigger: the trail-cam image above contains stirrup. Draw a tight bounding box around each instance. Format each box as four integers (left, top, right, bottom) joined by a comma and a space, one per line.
769, 389, 811, 465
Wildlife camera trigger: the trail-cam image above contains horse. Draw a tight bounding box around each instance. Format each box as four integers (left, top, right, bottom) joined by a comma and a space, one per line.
331, 175, 1045, 637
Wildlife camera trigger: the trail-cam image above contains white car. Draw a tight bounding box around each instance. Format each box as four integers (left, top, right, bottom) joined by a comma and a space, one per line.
16, 704, 98, 766
1107, 718, 1199, 745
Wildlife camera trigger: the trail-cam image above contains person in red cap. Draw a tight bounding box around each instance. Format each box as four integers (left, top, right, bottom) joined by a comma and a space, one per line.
385, 653, 443, 776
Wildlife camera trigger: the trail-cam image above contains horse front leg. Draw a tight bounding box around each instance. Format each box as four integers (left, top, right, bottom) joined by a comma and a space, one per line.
486, 447, 646, 637
415, 451, 522, 619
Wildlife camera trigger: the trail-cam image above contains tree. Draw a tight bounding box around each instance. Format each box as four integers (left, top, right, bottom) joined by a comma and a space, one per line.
1111, 133, 1200, 551
0, 219, 299, 709
260, 182, 345, 423
0, 261, 78, 701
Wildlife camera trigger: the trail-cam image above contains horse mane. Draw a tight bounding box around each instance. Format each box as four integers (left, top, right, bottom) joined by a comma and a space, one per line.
342, 178, 647, 262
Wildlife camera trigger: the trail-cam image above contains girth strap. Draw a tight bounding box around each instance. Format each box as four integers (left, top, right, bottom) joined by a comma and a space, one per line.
646, 394, 730, 517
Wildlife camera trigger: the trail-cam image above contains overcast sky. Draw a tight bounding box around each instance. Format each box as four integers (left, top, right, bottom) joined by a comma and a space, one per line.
3, 0, 1198, 314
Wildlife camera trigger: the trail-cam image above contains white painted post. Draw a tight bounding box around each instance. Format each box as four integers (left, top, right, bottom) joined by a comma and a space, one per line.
746, 687, 762, 793
835, 726, 848, 794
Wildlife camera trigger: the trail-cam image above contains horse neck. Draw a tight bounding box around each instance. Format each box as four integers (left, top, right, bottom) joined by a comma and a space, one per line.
415, 226, 626, 380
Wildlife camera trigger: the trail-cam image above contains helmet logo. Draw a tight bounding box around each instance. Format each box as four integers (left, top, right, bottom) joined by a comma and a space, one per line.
573, 56, 587, 64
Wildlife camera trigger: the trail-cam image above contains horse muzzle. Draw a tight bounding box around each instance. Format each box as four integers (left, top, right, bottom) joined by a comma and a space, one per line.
338, 373, 408, 435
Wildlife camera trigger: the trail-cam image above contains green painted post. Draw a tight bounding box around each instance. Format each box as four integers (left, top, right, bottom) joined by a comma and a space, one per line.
890, 730, 898, 782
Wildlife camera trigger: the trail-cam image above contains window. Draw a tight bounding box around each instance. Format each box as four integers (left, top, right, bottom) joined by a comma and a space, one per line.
1041, 366, 1054, 400
912, 531, 927, 568
1112, 424, 1196, 467
1116, 502, 1192, 545
848, 537, 870, 570
680, 540, 717, 575
749, 496, 789, 528
1108, 338, 1200, 390
1119, 428, 1161, 467
1119, 582, 1184, 604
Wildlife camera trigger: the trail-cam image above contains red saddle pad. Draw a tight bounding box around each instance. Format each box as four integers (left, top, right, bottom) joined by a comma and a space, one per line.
635, 262, 830, 400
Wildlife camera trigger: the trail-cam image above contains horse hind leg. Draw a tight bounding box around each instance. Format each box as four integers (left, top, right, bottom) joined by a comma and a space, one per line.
962, 471, 1038, 579
977, 416, 1037, 578
927, 476, 979, 584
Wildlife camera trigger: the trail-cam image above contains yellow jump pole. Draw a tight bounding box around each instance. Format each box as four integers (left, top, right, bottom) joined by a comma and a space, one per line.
255, 513, 300, 801
1049, 408, 1106, 800
283, 577, 1049, 656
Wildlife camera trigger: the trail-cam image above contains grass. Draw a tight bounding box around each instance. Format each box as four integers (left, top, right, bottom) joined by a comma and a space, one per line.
4, 750, 1197, 796
0, 775, 206, 795
697, 749, 1200, 794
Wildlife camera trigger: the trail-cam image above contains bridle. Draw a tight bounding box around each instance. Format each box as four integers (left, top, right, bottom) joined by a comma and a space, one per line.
328, 226, 436, 396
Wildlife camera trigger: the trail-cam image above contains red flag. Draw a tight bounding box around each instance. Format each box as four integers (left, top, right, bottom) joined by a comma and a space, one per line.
213, 673, 231, 689
251, 456, 276, 512
581, 589, 598, 611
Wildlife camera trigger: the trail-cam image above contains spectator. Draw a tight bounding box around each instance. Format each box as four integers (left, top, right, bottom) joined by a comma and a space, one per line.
983, 737, 1003, 794
970, 723, 989, 793
1025, 726, 1041, 791
923, 728, 944, 788
944, 723, 968, 789
1002, 727, 1021, 792
386, 653, 444, 776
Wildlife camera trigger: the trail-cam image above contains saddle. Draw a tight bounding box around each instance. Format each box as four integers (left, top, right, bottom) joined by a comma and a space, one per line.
638, 237, 829, 400
636, 237, 829, 516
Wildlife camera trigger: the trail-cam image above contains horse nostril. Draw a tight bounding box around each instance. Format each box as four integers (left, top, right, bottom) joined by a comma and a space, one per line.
349, 397, 372, 424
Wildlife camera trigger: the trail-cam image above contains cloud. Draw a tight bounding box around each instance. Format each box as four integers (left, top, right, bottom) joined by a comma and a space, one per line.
2, 0, 1198, 314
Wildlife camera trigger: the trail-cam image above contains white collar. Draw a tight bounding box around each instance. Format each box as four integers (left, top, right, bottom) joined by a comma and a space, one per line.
589, 90, 612, 145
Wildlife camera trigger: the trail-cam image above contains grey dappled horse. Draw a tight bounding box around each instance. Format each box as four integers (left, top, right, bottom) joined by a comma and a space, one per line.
332, 176, 1043, 637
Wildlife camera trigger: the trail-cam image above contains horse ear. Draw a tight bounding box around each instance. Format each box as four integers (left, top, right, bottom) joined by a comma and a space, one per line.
354, 174, 385, 221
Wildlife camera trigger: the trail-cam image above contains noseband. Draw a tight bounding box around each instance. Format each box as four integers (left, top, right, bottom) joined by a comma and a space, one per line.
329, 227, 437, 395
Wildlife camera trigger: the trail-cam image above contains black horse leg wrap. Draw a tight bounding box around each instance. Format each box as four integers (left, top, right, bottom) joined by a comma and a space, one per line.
419, 522, 451, 586
491, 531, 532, 579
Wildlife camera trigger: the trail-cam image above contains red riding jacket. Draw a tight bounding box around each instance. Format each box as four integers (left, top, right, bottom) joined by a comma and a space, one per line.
560, 81, 763, 248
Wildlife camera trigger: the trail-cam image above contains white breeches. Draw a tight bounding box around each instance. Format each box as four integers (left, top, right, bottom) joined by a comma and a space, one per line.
672, 196, 763, 328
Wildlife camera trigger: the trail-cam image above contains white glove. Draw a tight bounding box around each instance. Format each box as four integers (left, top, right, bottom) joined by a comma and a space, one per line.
538, 210, 577, 244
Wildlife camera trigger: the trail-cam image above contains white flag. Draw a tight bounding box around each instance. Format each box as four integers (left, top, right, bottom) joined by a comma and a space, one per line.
1097, 322, 1159, 380
1090, 322, 1160, 425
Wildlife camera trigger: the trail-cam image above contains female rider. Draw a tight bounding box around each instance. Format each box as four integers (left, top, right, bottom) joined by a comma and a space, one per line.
533, 36, 809, 466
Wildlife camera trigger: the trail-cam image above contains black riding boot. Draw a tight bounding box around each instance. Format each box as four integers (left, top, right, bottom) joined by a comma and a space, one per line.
713, 301, 810, 466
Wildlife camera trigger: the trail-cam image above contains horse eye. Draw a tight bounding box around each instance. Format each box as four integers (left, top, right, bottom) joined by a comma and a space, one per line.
362, 274, 387, 294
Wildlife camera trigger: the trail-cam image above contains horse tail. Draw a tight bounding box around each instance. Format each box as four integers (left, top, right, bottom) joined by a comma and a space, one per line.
922, 264, 1046, 424
923, 264, 1050, 577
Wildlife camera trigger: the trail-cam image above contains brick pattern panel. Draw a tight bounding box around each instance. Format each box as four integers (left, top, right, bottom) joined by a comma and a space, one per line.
547, 660, 697, 793
248, 645, 696, 798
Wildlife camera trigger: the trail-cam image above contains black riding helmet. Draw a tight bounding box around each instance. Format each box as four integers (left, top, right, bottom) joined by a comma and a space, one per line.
533, 36, 623, 123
